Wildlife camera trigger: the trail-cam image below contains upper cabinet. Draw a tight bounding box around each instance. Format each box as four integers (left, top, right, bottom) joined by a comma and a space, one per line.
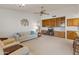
67, 18, 79, 26
50, 19, 56, 27
67, 19, 73, 26
42, 17, 65, 27
73, 19, 79, 26
42, 19, 50, 27
56, 17, 65, 27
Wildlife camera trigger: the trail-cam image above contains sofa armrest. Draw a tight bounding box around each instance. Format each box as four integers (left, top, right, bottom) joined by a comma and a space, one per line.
3, 42, 20, 49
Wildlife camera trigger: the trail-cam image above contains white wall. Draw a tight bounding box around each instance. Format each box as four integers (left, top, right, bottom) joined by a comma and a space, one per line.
0, 8, 40, 37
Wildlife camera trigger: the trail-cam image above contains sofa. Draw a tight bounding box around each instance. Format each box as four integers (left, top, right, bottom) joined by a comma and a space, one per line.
0, 38, 30, 55
15, 31, 38, 42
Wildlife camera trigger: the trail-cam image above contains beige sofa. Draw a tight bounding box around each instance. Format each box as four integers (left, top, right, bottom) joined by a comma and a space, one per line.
15, 31, 38, 42
0, 38, 30, 55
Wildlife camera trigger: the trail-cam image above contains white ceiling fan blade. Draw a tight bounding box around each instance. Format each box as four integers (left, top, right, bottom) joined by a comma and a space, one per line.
34, 12, 40, 14
52, 15, 56, 17
33, 6, 50, 16
42, 10, 46, 12
43, 12, 49, 15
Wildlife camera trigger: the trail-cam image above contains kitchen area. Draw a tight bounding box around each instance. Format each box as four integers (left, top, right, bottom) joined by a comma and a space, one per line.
41, 17, 79, 40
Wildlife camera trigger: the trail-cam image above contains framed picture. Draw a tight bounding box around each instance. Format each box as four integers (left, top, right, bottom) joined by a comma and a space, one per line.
21, 18, 29, 26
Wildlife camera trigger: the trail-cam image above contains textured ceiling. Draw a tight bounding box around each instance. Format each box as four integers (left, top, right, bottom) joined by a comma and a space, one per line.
0, 4, 78, 13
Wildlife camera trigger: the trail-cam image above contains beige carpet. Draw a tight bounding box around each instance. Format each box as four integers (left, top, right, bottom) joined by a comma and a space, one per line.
21, 35, 73, 55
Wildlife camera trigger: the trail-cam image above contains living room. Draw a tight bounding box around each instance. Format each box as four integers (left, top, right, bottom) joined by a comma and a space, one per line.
0, 4, 79, 55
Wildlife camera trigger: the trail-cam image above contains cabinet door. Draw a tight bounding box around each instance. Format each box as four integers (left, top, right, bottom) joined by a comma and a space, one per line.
56, 17, 65, 27
54, 31, 65, 38
47, 19, 51, 27
42, 20, 46, 27
67, 31, 77, 40
67, 18, 79, 26
51, 19, 56, 27
67, 19, 73, 26
56, 18, 59, 26
42, 19, 51, 27
60, 17, 65, 25
73, 19, 79, 26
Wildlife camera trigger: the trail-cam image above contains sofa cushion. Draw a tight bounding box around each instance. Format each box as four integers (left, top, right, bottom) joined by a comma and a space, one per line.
3, 38, 16, 45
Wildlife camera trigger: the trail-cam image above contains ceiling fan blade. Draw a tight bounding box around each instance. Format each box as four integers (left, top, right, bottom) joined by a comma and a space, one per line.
42, 10, 46, 12
33, 6, 49, 16
34, 12, 40, 14
43, 13, 49, 15
52, 15, 56, 17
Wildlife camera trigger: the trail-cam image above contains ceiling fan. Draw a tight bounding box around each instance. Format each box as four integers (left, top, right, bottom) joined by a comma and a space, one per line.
34, 6, 50, 16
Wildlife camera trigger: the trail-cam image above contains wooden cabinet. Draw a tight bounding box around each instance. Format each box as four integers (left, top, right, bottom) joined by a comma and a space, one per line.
67, 31, 77, 40
56, 17, 65, 27
73, 19, 79, 26
42, 19, 55, 27
67, 19, 73, 26
42, 17, 65, 27
67, 18, 79, 26
54, 31, 65, 38
42, 20, 49, 27
42, 20, 46, 27
45, 19, 50, 27
50, 19, 56, 27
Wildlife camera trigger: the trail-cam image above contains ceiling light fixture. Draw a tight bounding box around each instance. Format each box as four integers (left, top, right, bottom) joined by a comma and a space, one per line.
18, 4, 26, 7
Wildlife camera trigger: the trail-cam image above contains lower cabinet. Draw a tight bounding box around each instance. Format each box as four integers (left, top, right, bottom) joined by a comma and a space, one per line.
67, 31, 77, 40
54, 31, 65, 38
